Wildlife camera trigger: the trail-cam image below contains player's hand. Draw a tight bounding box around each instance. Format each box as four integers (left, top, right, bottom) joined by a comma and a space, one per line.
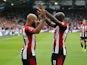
37, 10, 42, 19
38, 3, 44, 10
37, 3, 46, 21
42, 10, 46, 20
38, 10, 46, 22
38, 3, 46, 14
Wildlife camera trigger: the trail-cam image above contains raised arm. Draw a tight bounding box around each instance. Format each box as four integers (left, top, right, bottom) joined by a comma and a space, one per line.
45, 10, 61, 25
34, 12, 46, 34
25, 13, 46, 34
37, 3, 61, 25
46, 18, 57, 28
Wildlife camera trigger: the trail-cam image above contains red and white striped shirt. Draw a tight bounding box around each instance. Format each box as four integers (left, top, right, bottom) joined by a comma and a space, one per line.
53, 23, 68, 55
21, 25, 36, 59
80, 24, 87, 37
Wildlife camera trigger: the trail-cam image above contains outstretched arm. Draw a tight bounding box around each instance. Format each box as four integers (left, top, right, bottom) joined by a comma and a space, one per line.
46, 18, 57, 28
37, 3, 61, 25
46, 10, 61, 25
37, 3, 67, 29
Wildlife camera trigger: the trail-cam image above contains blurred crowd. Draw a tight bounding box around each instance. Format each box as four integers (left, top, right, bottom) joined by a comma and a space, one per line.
0, 17, 22, 36
66, 12, 87, 32
0, 11, 87, 36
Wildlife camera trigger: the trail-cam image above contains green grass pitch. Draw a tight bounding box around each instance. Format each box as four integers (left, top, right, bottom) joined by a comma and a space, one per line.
0, 32, 87, 65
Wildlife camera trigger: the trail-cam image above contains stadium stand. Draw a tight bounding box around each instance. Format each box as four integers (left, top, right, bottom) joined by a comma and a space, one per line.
0, 0, 87, 36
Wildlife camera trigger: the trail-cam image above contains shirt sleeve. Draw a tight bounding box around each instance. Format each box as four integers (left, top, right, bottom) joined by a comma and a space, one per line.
25, 26, 35, 34
59, 23, 67, 30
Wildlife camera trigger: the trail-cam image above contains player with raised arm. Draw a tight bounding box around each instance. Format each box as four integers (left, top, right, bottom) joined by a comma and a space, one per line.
21, 10, 46, 65
46, 12, 69, 65
38, 4, 69, 65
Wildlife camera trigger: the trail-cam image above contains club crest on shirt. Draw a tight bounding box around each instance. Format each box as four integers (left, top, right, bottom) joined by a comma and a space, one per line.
28, 27, 34, 31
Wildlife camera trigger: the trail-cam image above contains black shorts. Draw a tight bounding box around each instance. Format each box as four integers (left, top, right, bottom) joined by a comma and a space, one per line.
80, 37, 87, 40
22, 56, 36, 65
51, 53, 66, 65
